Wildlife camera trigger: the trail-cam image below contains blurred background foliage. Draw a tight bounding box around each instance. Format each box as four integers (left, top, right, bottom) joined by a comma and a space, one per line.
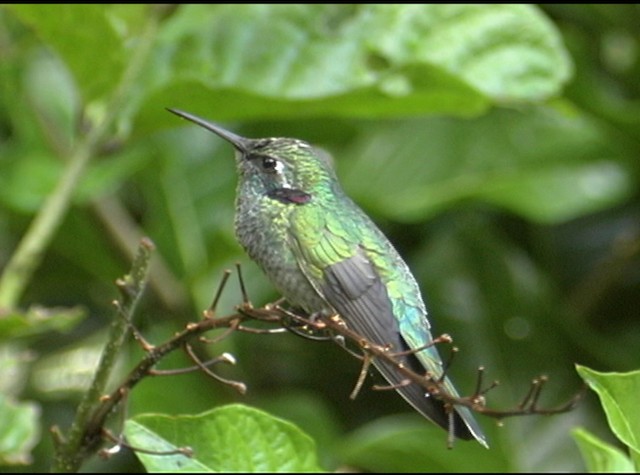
0, 4, 638, 472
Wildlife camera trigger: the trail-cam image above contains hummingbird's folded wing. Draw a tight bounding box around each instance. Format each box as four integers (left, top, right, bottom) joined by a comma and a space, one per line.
289, 215, 485, 444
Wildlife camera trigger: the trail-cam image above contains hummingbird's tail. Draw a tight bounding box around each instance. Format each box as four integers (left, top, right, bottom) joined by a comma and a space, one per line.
372, 353, 489, 448
318, 251, 488, 447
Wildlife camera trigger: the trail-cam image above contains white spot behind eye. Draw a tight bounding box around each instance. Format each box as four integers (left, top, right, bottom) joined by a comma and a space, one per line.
274, 160, 291, 188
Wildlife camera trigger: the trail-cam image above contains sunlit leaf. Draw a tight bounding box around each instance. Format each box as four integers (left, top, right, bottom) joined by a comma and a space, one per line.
576, 365, 640, 454
572, 427, 635, 473
5, 4, 126, 101
125, 404, 323, 472
136, 4, 570, 129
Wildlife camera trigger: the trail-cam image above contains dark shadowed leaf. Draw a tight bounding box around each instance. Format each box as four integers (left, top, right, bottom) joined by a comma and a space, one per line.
340, 106, 633, 224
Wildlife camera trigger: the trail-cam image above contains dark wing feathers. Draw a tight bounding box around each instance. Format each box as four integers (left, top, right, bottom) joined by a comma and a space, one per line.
322, 251, 474, 439
325, 251, 375, 299
324, 252, 393, 344
289, 210, 484, 445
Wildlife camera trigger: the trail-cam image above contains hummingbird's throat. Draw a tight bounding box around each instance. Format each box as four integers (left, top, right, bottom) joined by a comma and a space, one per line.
267, 188, 312, 205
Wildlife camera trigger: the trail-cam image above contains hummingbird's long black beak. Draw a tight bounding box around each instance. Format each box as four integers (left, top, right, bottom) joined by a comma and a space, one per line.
167, 108, 249, 153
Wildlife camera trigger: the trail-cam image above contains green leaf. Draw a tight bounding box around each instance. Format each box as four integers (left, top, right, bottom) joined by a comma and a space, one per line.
256, 391, 344, 470
340, 414, 509, 473
340, 105, 633, 224
136, 4, 570, 128
0, 394, 40, 465
22, 49, 79, 151
0, 151, 62, 214
576, 365, 640, 454
124, 404, 323, 472
572, 427, 635, 473
5, 4, 126, 101
0, 306, 85, 341
363, 4, 571, 101
139, 74, 486, 127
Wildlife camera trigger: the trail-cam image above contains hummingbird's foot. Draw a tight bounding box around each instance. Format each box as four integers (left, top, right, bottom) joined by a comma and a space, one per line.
278, 306, 335, 341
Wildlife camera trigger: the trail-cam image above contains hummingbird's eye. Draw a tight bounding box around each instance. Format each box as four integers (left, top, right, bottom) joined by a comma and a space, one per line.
261, 157, 278, 171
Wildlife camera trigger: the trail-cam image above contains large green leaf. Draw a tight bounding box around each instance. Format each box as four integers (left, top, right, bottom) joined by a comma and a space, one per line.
576, 366, 640, 455
5, 4, 571, 128
124, 404, 323, 472
162, 4, 568, 100
255, 391, 344, 470
339, 105, 633, 224
141, 74, 485, 125
572, 427, 635, 473
136, 4, 570, 128
5, 4, 126, 101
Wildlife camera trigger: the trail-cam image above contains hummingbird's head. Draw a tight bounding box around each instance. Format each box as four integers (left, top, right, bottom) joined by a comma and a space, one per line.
168, 108, 337, 205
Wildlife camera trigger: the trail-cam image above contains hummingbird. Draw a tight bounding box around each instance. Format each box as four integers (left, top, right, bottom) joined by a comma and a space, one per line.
168, 108, 487, 447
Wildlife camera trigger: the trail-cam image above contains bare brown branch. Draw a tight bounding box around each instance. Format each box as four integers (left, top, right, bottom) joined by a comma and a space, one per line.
61, 266, 582, 468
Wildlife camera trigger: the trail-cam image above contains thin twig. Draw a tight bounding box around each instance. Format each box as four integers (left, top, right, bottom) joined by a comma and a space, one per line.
236, 262, 250, 305
350, 353, 373, 400
438, 346, 458, 383
206, 269, 232, 314
183, 343, 246, 394
100, 428, 193, 459
149, 353, 237, 376
81, 312, 245, 451
255, 307, 582, 421
198, 319, 240, 344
